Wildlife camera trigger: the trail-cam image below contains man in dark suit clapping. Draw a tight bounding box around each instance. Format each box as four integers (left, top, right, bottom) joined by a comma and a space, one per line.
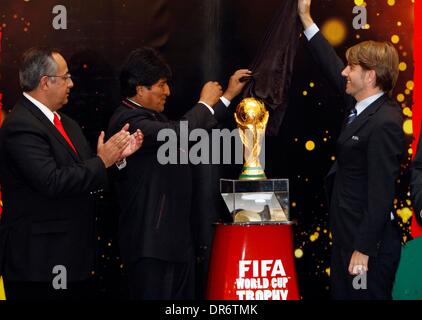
0, 47, 143, 299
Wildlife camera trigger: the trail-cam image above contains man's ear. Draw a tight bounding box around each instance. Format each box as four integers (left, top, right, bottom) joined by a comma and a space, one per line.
366, 69, 377, 87
136, 85, 144, 97
39, 76, 50, 91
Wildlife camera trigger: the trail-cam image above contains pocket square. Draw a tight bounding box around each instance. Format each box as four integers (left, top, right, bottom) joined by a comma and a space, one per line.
351, 136, 359, 141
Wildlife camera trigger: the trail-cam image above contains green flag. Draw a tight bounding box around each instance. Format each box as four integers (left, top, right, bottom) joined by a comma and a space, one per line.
393, 236, 422, 300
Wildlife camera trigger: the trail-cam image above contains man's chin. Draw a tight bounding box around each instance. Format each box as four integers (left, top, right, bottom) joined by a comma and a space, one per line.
57, 99, 68, 109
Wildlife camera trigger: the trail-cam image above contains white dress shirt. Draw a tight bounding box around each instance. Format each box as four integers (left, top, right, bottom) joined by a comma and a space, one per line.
23, 92, 60, 122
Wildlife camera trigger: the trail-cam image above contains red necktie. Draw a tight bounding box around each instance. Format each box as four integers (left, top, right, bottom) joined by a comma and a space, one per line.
53, 113, 77, 154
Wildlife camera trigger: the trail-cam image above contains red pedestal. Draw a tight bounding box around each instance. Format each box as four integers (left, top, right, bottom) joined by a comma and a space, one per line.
207, 222, 300, 300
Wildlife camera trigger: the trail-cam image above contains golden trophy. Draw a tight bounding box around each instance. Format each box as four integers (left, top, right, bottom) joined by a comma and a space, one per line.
235, 97, 269, 180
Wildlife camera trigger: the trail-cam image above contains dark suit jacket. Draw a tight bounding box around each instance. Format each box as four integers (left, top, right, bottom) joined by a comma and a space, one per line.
308, 32, 405, 256
0, 96, 107, 282
410, 129, 422, 226
107, 99, 227, 264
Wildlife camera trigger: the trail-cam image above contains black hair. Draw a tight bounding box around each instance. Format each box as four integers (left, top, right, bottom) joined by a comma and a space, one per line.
120, 47, 172, 98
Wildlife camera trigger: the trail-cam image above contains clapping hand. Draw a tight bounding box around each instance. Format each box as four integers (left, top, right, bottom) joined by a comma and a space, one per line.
120, 129, 143, 159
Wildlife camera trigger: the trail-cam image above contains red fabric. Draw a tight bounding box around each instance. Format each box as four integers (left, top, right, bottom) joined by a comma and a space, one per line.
53, 114, 77, 154
412, 2, 422, 238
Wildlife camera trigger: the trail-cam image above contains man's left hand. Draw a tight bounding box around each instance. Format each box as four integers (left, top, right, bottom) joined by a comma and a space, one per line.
348, 250, 369, 275
120, 129, 143, 159
223, 69, 252, 101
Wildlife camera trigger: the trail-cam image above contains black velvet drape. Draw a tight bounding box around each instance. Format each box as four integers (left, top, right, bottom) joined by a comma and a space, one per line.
243, 0, 302, 136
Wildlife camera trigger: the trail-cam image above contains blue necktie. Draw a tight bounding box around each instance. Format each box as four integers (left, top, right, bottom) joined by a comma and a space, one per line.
345, 107, 357, 126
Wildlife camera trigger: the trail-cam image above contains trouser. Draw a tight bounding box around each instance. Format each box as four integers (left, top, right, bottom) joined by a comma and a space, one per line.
330, 223, 401, 300
3, 279, 96, 300
126, 257, 195, 300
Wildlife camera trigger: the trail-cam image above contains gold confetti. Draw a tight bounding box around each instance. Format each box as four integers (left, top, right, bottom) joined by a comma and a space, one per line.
295, 249, 304, 258
403, 119, 413, 135
322, 19, 347, 46
399, 62, 407, 71
305, 140, 315, 151
396, 207, 412, 223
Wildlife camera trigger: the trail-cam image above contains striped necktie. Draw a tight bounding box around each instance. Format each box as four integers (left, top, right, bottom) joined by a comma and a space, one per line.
345, 107, 357, 126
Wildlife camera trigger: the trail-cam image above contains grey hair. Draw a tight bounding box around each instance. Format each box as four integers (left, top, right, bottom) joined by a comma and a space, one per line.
19, 47, 58, 92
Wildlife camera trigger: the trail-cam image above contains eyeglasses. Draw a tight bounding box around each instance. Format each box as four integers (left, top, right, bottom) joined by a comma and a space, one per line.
44, 73, 72, 81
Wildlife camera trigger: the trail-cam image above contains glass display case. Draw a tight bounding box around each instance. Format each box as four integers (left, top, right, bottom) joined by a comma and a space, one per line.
220, 179, 289, 223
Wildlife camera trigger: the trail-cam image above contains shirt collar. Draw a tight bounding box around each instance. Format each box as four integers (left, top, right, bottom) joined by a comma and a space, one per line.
127, 98, 144, 108
23, 92, 60, 124
124, 98, 158, 115
355, 92, 384, 116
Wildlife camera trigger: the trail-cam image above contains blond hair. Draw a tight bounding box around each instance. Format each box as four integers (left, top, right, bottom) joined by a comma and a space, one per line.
346, 41, 399, 93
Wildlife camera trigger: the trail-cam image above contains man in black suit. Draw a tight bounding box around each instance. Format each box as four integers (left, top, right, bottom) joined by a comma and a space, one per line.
298, 0, 404, 299
0, 47, 143, 299
411, 130, 422, 226
107, 47, 250, 299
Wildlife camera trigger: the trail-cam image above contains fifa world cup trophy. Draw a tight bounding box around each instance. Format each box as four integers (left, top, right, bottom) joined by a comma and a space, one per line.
234, 97, 269, 180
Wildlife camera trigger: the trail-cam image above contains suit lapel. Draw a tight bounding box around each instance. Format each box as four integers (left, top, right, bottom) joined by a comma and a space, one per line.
20, 96, 81, 161
337, 94, 387, 145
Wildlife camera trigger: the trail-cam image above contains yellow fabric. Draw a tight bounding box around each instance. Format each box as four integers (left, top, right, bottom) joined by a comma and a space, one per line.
0, 276, 6, 300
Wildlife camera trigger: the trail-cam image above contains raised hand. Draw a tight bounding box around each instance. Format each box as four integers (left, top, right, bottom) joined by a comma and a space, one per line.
223, 69, 252, 101
298, 0, 314, 29
199, 81, 223, 107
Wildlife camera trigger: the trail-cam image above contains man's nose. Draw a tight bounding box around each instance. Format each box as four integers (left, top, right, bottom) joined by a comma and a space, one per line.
164, 84, 170, 96
341, 66, 350, 77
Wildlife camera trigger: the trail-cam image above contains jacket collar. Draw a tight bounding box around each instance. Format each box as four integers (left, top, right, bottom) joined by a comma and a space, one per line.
121, 98, 167, 120
20, 95, 81, 161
